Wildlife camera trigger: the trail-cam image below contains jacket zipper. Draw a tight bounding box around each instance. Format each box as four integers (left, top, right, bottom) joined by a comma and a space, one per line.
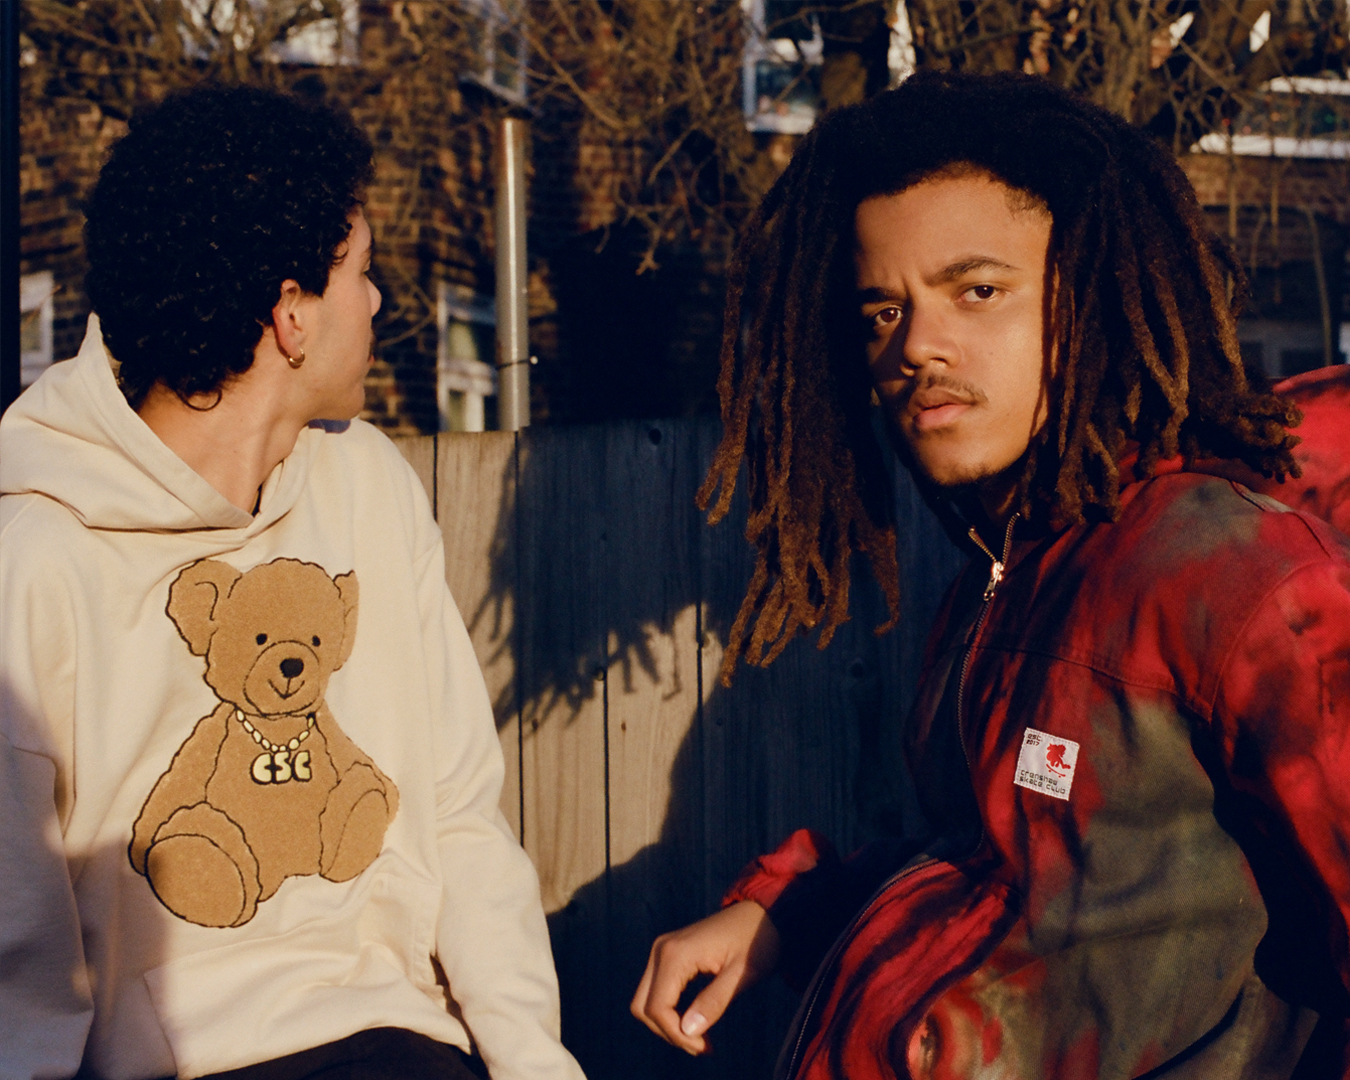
951, 513, 1017, 854
957, 514, 1017, 739
778, 515, 1019, 1080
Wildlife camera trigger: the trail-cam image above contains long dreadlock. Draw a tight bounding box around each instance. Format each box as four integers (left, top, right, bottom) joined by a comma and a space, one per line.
699, 71, 1300, 682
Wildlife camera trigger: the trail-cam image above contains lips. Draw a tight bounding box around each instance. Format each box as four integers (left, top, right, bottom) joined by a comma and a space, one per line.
907, 386, 979, 431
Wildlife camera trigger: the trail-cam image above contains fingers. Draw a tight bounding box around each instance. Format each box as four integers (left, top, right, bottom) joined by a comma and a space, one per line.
676, 965, 744, 1051
631, 930, 722, 1054
630, 901, 779, 1056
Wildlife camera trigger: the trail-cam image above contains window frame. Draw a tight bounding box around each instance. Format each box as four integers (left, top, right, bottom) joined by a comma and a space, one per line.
459, 0, 528, 105
437, 282, 498, 433
20, 270, 55, 388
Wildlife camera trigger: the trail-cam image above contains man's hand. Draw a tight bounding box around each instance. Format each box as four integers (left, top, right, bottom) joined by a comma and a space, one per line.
630, 900, 781, 1055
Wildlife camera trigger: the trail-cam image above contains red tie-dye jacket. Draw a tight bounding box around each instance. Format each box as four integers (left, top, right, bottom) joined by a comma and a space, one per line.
726, 367, 1350, 1080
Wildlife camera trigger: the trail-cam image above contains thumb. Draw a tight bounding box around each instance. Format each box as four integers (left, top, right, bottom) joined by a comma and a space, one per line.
679, 964, 743, 1045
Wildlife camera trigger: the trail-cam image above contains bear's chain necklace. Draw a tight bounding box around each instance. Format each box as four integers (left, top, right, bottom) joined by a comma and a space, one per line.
236, 709, 315, 785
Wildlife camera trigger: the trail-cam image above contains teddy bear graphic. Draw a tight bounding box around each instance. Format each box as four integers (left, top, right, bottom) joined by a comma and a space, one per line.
129, 557, 399, 928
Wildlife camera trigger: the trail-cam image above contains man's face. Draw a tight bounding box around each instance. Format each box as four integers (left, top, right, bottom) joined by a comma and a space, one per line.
298, 207, 382, 421
855, 173, 1053, 515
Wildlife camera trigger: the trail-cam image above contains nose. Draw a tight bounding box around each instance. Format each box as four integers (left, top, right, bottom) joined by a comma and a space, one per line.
280, 657, 304, 679
899, 301, 955, 376
368, 278, 382, 318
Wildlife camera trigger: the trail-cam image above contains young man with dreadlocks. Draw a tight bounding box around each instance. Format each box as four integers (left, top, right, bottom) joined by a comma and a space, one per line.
631, 71, 1350, 1079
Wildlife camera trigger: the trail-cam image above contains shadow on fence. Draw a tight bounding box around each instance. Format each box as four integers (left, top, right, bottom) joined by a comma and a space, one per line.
396, 416, 965, 1080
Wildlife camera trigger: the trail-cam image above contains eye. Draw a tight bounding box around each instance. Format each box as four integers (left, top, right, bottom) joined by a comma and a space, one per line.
868, 306, 902, 329
960, 284, 999, 303
312, 636, 321, 647
256, 633, 268, 645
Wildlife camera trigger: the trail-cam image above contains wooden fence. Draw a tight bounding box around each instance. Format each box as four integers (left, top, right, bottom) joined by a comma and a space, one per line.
394, 418, 966, 1080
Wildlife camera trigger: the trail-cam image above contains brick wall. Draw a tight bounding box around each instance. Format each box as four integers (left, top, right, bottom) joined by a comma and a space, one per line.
17, 2, 773, 429
1181, 152, 1350, 226
1181, 152, 1350, 374
18, 95, 126, 363
17, 5, 504, 435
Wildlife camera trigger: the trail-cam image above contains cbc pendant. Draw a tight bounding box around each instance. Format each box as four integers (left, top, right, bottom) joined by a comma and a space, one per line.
251, 748, 313, 785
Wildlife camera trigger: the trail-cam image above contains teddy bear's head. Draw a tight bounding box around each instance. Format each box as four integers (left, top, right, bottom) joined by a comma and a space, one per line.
167, 558, 359, 716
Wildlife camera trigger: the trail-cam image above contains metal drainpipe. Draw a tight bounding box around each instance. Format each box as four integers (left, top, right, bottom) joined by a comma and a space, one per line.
495, 117, 530, 431
1, 1, 20, 415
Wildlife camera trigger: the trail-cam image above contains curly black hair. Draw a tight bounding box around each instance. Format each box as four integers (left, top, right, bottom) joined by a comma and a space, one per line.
84, 83, 374, 409
700, 71, 1301, 678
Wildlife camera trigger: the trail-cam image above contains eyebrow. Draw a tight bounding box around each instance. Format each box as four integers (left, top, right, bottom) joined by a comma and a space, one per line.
856, 285, 901, 305
856, 254, 1023, 306
927, 255, 1018, 285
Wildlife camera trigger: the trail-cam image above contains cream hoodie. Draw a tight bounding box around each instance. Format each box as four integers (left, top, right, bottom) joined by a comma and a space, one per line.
0, 319, 584, 1080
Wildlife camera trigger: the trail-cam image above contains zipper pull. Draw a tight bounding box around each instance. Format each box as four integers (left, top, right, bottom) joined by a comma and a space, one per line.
967, 518, 1015, 602
982, 559, 1004, 602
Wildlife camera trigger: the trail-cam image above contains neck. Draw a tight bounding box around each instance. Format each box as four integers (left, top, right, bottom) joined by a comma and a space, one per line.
137, 362, 308, 514
971, 470, 1021, 539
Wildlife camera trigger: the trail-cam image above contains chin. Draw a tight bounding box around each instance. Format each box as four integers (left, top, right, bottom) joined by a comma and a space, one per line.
912, 456, 1001, 490
313, 400, 363, 425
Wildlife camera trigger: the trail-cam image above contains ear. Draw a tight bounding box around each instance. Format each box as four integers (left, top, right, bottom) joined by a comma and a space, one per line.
269, 279, 309, 362
333, 571, 360, 670
167, 560, 242, 656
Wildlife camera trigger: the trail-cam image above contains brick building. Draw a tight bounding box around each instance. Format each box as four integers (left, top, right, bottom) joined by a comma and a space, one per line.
1179, 77, 1350, 379
1185, 150, 1349, 377
19, 3, 511, 435
22, 4, 1344, 430
17, 0, 773, 433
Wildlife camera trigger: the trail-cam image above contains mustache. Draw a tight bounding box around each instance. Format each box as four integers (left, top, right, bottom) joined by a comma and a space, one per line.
898, 375, 988, 410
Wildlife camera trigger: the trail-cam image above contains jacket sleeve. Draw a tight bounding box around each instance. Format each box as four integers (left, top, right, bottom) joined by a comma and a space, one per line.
0, 522, 94, 1080
721, 570, 966, 993
723, 830, 921, 992
1211, 552, 1350, 1018
407, 497, 585, 1080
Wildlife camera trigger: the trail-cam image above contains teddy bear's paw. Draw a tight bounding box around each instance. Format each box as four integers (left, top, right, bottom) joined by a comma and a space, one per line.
319, 777, 392, 882
147, 803, 261, 928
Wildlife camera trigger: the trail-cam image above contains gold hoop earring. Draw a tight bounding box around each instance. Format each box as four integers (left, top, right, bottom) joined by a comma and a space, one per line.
281, 346, 306, 369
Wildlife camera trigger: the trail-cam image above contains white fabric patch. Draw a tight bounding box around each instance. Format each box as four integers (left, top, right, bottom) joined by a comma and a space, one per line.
1014, 728, 1080, 801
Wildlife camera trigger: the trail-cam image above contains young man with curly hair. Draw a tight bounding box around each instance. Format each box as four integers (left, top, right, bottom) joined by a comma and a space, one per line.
632, 72, 1350, 1079
0, 85, 584, 1080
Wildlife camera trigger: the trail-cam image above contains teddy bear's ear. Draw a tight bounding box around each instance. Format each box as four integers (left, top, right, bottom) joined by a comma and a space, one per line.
333, 571, 359, 670
167, 560, 242, 656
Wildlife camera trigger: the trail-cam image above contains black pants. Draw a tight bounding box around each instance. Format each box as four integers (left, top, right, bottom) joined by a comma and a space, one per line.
194, 1028, 490, 1080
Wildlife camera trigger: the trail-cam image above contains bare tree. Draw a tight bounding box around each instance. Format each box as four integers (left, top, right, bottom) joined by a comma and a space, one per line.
22, 0, 353, 115
906, 1, 1349, 152
20, 0, 1349, 417
520, 0, 771, 272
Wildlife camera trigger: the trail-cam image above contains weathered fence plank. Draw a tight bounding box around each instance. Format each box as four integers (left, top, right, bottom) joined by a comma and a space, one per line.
510, 426, 616, 1073
394, 417, 966, 1080
398, 431, 524, 840
595, 421, 712, 1079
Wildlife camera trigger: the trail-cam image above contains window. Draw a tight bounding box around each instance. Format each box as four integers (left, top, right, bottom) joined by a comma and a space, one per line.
1193, 76, 1350, 160
437, 283, 497, 433
461, 0, 527, 103
742, 0, 823, 135
268, 0, 358, 66
741, 0, 916, 133
179, 0, 359, 66
20, 271, 55, 388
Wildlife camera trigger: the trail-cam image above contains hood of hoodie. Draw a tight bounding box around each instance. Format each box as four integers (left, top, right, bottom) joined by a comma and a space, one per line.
0, 316, 316, 532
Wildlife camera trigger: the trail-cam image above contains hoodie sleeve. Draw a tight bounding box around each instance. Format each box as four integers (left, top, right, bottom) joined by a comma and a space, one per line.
406, 494, 585, 1080
0, 505, 95, 1080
